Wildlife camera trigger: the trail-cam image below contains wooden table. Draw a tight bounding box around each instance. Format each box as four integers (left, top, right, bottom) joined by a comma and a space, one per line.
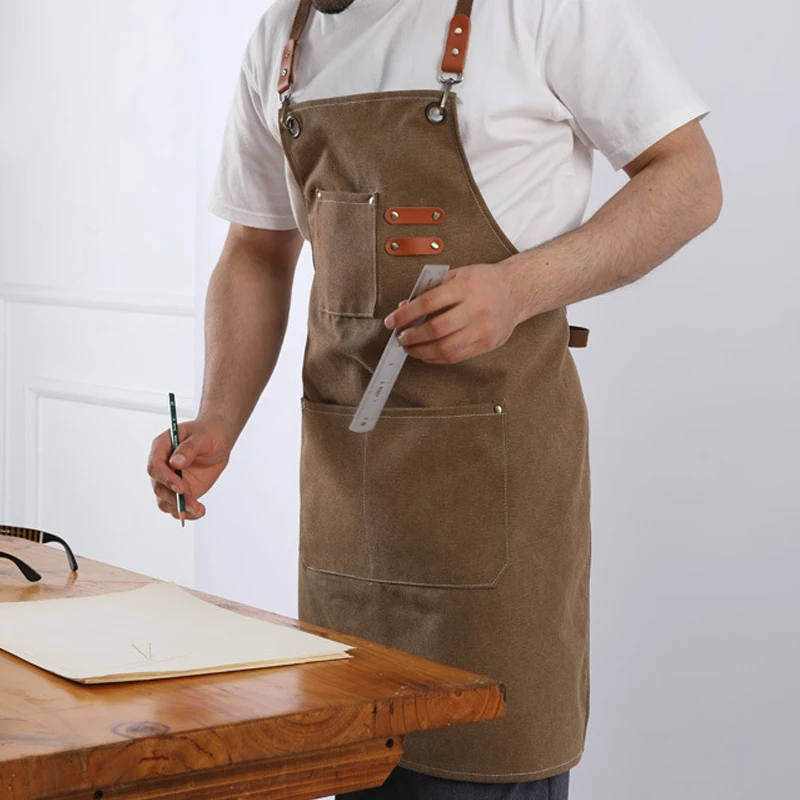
0, 539, 505, 800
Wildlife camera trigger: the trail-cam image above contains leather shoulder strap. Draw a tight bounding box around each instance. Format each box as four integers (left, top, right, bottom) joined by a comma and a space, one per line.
277, 0, 312, 96
441, 0, 474, 77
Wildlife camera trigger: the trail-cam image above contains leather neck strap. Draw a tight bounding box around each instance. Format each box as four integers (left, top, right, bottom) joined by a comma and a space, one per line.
278, 0, 475, 96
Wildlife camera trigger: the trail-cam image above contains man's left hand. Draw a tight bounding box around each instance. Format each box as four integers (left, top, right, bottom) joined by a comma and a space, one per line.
384, 263, 522, 365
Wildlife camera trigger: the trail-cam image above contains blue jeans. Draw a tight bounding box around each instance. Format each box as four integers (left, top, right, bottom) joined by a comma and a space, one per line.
337, 766, 570, 799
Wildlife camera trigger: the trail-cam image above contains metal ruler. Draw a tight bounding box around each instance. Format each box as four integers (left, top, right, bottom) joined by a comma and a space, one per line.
350, 264, 450, 433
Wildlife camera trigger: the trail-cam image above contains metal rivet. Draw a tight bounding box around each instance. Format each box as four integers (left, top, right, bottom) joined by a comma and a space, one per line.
285, 115, 301, 138
432, 211, 441, 221
494, 405, 503, 414
426, 103, 445, 124
451, 48, 460, 56
281, 68, 288, 76
390, 211, 399, 220
390, 242, 399, 251
316, 191, 322, 200
369, 195, 376, 205
454, 27, 463, 35
431, 242, 440, 250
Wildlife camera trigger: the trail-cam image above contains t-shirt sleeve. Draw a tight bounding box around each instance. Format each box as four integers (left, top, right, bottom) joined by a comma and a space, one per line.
540, 0, 710, 170
208, 51, 296, 229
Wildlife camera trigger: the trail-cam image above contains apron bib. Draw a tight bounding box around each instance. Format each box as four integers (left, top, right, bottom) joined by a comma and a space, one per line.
278, 0, 591, 782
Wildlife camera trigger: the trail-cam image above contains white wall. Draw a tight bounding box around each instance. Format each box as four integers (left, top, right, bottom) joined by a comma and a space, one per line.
569, 2, 799, 797
0, 0, 198, 585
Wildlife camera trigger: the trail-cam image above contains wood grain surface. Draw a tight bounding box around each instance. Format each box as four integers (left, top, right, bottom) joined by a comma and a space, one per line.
0, 539, 505, 800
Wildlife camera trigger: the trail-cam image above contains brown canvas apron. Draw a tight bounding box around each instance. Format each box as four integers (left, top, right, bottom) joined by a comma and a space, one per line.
277, 0, 591, 783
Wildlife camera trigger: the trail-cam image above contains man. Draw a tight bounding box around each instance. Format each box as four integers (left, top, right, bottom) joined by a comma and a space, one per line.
148, 0, 721, 797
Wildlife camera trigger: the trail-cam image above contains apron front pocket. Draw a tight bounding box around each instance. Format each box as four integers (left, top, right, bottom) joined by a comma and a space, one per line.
309, 189, 378, 318
300, 399, 509, 589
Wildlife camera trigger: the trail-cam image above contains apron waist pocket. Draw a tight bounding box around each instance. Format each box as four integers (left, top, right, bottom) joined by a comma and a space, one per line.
300, 399, 509, 589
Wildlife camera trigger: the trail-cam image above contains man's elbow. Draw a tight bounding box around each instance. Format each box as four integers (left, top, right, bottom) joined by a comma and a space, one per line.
697, 162, 723, 231
685, 131, 723, 233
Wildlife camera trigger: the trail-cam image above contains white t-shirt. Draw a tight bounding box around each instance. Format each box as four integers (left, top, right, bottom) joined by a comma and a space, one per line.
209, 0, 708, 251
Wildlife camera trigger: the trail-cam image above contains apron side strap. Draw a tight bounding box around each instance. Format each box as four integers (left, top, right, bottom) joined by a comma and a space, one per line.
568, 326, 590, 348
277, 0, 313, 97
440, 0, 475, 78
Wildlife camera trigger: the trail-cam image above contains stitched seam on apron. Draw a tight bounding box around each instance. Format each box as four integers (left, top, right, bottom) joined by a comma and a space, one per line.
399, 751, 583, 779
362, 433, 373, 578
318, 308, 375, 318
299, 558, 504, 589
302, 408, 499, 420
287, 94, 440, 113
501, 412, 511, 579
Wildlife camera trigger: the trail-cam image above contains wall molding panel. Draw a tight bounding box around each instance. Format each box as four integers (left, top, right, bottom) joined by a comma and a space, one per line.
0, 286, 195, 520
0, 283, 194, 318
23, 379, 196, 525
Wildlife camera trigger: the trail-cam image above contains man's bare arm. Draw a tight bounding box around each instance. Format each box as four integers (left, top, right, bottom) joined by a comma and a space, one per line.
390, 120, 723, 363
148, 224, 303, 520
501, 119, 723, 322
198, 224, 305, 445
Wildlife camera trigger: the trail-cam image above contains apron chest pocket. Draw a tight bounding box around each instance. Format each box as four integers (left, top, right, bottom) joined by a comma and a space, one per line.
309, 190, 378, 318
300, 399, 509, 589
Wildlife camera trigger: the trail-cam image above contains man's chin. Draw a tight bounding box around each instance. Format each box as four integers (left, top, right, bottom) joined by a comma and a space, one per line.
310, 0, 358, 14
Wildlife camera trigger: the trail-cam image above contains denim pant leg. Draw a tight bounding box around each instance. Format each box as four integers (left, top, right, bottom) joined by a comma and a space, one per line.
336, 766, 570, 800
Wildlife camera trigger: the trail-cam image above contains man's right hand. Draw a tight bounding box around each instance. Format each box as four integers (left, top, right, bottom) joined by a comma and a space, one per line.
147, 416, 234, 522
148, 224, 302, 523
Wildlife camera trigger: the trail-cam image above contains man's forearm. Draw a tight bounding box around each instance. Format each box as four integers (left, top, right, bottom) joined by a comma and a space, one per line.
505, 121, 723, 325
388, 121, 722, 365
198, 227, 303, 447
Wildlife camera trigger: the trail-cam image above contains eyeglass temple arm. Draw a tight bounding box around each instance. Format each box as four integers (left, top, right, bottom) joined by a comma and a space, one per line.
0, 526, 79, 573
0, 552, 42, 582
41, 533, 79, 572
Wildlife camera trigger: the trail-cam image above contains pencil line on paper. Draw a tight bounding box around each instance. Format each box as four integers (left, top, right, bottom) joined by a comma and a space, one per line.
131, 643, 150, 660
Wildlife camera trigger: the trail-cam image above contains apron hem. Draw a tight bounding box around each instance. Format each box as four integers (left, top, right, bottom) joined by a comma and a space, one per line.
398, 751, 583, 783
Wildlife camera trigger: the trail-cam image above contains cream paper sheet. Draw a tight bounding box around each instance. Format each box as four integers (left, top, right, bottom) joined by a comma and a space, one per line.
0, 582, 351, 684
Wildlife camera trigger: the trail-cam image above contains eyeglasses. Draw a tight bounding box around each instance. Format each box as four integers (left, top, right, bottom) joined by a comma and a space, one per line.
0, 525, 79, 582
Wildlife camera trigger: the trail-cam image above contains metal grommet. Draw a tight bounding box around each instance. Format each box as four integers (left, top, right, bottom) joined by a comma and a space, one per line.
493, 405, 503, 415
430, 242, 440, 250
284, 114, 301, 138
426, 102, 446, 124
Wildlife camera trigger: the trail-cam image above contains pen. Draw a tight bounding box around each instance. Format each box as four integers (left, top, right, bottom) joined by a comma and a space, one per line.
168, 393, 186, 528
